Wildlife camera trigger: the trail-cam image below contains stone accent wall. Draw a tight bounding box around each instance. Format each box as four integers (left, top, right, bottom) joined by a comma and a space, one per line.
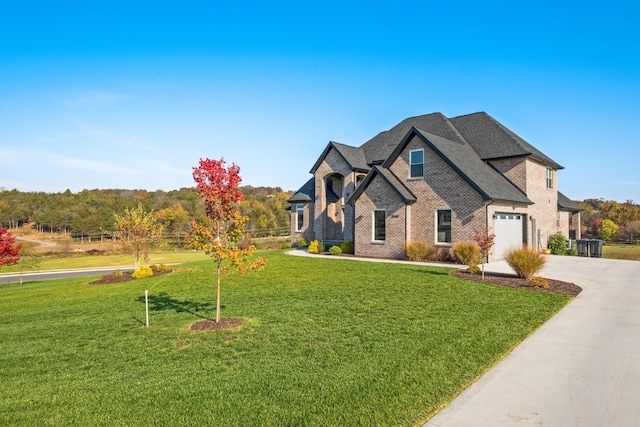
354, 174, 407, 259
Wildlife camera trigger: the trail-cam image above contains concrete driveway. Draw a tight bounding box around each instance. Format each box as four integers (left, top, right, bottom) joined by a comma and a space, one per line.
425, 255, 640, 426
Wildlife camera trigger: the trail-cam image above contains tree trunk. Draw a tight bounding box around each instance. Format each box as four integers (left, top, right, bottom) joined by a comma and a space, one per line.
216, 261, 221, 323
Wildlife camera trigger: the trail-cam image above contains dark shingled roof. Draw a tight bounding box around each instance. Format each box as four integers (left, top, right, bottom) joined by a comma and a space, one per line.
449, 112, 563, 169
310, 141, 369, 174
558, 191, 583, 211
294, 111, 570, 206
288, 178, 315, 203
382, 128, 532, 205
347, 166, 416, 206
360, 112, 466, 164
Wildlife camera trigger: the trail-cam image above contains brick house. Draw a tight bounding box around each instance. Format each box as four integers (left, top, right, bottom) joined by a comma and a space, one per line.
289, 112, 582, 261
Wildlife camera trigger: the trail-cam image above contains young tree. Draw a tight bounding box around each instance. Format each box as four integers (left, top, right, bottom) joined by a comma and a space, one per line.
112, 204, 164, 270
190, 158, 266, 323
0, 227, 21, 270
474, 227, 496, 280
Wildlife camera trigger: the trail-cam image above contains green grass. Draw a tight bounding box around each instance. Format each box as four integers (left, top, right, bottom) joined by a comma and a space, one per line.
0, 251, 572, 426
1, 250, 210, 272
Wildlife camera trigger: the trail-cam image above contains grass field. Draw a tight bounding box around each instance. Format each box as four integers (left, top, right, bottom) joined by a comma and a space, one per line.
603, 243, 640, 261
0, 250, 210, 272
0, 251, 572, 426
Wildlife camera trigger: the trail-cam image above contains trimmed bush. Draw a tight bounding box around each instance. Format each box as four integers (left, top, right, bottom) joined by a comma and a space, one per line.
504, 247, 546, 280
406, 241, 436, 262
339, 241, 354, 254
132, 266, 153, 279
329, 246, 342, 255
308, 240, 321, 254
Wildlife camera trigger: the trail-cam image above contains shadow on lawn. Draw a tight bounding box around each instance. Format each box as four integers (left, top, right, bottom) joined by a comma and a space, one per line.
136, 292, 217, 319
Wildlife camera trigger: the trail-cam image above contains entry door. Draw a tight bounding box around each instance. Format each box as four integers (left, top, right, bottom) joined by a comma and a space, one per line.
493, 213, 524, 259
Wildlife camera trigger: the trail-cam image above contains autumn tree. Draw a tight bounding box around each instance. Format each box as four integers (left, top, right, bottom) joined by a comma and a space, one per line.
474, 227, 496, 280
598, 219, 619, 243
112, 204, 164, 270
190, 158, 266, 323
0, 227, 21, 270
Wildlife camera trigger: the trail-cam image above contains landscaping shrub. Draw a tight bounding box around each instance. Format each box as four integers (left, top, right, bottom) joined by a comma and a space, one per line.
504, 247, 546, 280
308, 240, 321, 254
453, 241, 481, 265
435, 247, 454, 262
132, 266, 153, 279
530, 276, 549, 289
547, 232, 569, 255
339, 241, 354, 254
406, 241, 436, 261
467, 264, 482, 275
150, 264, 172, 273
294, 236, 308, 248
329, 246, 342, 255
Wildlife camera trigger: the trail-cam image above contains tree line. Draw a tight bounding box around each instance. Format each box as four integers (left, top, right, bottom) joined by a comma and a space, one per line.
578, 199, 640, 242
0, 186, 292, 244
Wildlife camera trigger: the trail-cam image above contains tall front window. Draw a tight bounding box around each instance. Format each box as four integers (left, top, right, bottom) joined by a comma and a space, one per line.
546, 167, 553, 189
410, 149, 424, 178
373, 210, 386, 242
296, 204, 304, 232
437, 209, 452, 244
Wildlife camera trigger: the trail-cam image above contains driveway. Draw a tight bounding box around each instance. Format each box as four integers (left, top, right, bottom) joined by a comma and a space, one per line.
425, 255, 640, 426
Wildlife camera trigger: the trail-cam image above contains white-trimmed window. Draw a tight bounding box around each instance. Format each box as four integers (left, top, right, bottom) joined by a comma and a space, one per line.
546, 167, 553, 189
373, 210, 386, 242
436, 209, 452, 244
295, 204, 304, 232
410, 149, 424, 178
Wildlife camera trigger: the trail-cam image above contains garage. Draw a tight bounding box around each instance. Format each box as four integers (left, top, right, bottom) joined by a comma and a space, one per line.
493, 213, 524, 259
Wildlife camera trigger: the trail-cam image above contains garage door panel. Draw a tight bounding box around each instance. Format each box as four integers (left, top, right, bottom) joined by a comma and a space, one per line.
494, 214, 524, 259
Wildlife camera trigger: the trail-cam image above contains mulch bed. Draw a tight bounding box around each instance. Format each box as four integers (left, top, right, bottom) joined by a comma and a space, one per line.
450, 269, 582, 296
90, 270, 172, 285
188, 318, 245, 331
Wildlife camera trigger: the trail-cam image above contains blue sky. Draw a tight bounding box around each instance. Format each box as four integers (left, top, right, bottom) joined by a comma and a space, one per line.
1, 1, 639, 202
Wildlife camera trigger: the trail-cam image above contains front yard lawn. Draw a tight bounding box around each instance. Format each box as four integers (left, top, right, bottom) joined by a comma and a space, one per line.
0, 251, 572, 426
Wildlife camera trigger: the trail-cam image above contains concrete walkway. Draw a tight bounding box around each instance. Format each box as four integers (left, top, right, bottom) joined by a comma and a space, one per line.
425, 256, 640, 427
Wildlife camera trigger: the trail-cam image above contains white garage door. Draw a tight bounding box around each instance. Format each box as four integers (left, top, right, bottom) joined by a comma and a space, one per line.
494, 213, 524, 259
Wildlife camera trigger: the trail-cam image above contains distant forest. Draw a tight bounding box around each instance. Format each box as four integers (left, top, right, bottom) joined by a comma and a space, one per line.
3, 188, 639, 244
0, 186, 292, 243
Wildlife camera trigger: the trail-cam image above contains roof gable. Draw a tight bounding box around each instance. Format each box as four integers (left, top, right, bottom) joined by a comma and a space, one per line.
359, 112, 465, 165
383, 127, 532, 205
347, 166, 416, 206
310, 141, 369, 174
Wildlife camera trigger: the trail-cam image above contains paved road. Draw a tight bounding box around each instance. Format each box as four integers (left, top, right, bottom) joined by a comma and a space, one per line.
424, 255, 640, 427
0, 267, 133, 284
